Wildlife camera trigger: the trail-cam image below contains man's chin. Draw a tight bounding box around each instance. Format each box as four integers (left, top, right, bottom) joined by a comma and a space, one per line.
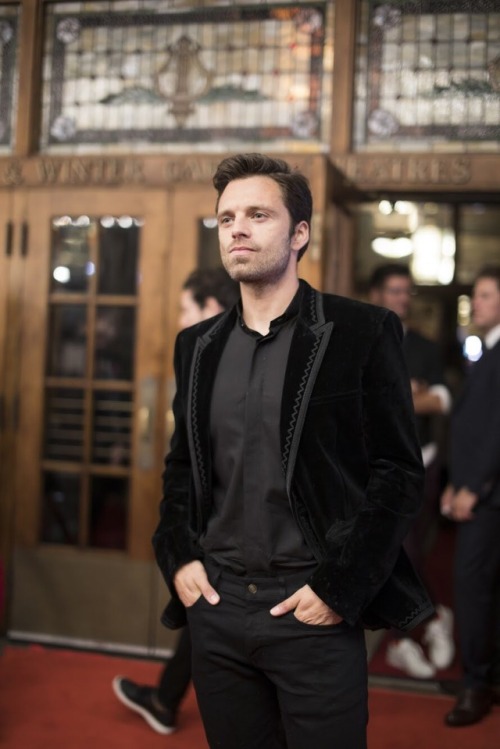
224, 259, 257, 283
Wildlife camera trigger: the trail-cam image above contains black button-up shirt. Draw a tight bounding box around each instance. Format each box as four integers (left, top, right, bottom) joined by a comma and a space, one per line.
200, 286, 315, 575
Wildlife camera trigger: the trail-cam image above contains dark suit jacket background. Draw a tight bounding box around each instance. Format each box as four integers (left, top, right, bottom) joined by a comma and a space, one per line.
450, 339, 500, 508
403, 329, 447, 448
153, 281, 434, 633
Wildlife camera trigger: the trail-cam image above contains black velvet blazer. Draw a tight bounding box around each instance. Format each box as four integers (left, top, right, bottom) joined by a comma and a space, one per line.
153, 280, 433, 631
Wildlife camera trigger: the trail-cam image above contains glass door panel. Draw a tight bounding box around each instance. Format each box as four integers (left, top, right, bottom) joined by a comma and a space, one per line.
9, 189, 173, 649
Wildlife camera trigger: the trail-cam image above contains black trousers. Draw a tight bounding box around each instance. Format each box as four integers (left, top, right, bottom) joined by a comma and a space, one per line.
454, 503, 500, 688
157, 626, 192, 712
186, 564, 368, 749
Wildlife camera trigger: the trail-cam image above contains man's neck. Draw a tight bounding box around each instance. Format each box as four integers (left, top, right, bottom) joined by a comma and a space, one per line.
240, 275, 300, 336
483, 322, 500, 350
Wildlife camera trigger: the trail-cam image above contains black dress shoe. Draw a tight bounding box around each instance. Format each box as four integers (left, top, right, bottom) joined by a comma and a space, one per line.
438, 679, 460, 697
445, 687, 493, 727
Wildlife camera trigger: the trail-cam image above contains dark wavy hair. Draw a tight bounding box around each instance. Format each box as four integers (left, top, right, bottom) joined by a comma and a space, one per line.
183, 267, 239, 311
213, 153, 312, 260
475, 264, 500, 291
368, 263, 412, 291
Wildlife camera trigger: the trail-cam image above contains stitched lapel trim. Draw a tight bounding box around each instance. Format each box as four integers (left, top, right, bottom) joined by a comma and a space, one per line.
281, 288, 334, 487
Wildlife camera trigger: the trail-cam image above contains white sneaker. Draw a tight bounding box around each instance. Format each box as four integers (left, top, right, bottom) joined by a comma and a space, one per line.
386, 638, 436, 679
423, 604, 455, 670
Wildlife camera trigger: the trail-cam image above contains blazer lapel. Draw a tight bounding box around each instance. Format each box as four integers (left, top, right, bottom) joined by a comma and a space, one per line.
187, 309, 235, 510
281, 282, 334, 491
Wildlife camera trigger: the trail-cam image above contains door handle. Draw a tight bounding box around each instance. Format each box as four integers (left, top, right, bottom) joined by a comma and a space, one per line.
4, 221, 13, 256
138, 405, 152, 437
20, 221, 29, 257
137, 376, 158, 470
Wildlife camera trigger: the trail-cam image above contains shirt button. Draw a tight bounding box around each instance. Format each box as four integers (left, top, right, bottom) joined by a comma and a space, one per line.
248, 583, 257, 594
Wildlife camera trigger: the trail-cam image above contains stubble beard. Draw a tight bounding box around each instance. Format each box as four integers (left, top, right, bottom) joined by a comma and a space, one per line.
222, 245, 292, 286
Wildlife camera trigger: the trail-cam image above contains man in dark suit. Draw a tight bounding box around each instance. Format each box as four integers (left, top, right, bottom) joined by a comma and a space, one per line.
369, 264, 454, 680
153, 153, 432, 749
441, 265, 500, 727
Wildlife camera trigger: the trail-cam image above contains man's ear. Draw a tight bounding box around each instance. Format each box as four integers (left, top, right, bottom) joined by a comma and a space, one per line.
291, 221, 310, 253
201, 296, 224, 319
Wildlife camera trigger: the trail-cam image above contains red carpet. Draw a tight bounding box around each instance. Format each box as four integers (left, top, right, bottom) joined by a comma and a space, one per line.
0, 645, 208, 749
1, 644, 499, 749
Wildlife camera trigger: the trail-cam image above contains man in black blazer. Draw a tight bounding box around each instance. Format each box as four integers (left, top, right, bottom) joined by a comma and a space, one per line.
441, 265, 500, 727
153, 153, 432, 749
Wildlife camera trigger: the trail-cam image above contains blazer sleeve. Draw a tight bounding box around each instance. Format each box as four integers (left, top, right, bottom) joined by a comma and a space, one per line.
308, 311, 425, 625
152, 333, 203, 599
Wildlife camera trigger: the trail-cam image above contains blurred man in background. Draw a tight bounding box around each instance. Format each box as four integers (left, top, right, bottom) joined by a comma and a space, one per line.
369, 263, 454, 680
441, 265, 500, 727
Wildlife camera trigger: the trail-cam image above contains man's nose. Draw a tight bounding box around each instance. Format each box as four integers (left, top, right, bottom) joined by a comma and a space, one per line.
231, 216, 250, 236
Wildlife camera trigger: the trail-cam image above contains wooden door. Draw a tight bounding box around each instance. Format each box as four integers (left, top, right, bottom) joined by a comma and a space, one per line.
7, 189, 176, 650
0, 191, 26, 629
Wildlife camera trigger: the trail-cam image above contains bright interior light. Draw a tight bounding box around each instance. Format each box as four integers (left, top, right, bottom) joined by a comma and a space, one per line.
378, 200, 393, 215
53, 266, 71, 283
394, 201, 414, 215
412, 224, 455, 284
457, 295, 471, 326
53, 215, 73, 227
392, 237, 413, 256
372, 236, 413, 258
463, 335, 482, 362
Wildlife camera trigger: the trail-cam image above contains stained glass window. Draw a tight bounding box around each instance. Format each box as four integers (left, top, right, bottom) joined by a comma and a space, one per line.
40, 0, 333, 153
354, 0, 500, 151
0, 3, 19, 151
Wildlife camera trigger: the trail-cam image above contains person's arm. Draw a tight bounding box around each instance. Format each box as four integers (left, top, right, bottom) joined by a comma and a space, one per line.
412, 383, 451, 415
307, 311, 425, 626
152, 333, 203, 600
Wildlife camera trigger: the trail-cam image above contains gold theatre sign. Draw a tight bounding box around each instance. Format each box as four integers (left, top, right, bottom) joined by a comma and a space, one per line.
0, 154, 496, 191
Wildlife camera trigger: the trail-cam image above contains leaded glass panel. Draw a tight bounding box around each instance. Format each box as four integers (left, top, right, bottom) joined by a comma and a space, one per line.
0, 3, 19, 151
40, 0, 333, 153
41, 212, 140, 548
354, 1, 500, 152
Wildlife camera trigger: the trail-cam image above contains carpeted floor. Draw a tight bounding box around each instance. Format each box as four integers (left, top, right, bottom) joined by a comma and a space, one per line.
1, 644, 499, 749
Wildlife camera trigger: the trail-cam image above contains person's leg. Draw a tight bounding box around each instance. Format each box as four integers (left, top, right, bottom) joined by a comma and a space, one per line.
157, 627, 192, 711
187, 583, 285, 749
386, 459, 454, 678
256, 575, 368, 749
489, 583, 500, 701
264, 618, 368, 749
188, 568, 367, 749
453, 505, 500, 688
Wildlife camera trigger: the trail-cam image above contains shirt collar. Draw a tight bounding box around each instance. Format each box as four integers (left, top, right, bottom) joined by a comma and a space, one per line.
484, 323, 500, 350
236, 283, 302, 335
